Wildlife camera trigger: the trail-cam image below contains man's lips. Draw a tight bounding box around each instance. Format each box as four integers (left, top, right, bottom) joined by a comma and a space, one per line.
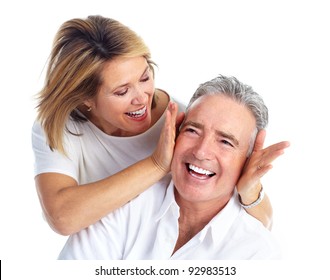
186, 163, 216, 179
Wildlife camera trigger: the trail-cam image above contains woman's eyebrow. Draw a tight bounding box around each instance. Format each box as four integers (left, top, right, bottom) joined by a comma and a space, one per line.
107, 65, 150, 92
140, 65, 150, 77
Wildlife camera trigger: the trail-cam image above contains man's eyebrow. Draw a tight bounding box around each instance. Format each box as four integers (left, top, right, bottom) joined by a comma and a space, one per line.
183, 121, 239, 147
216, 131, 239, 147
182, 121, 203, 129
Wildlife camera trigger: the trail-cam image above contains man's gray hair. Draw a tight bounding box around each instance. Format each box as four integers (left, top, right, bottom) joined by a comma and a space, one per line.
186, 75, 268, 156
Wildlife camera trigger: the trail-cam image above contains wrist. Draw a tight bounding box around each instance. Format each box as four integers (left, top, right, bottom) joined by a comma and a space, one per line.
238, 186, 265, 209
150, 155, 169, 174
238, 181, 262, 204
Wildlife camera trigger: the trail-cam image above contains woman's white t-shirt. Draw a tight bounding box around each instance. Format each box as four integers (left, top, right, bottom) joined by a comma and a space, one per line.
32, 98, 185, 185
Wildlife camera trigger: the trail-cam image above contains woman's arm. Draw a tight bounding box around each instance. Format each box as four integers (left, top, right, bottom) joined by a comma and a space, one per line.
35, 102, 181, 236
236, 129, 290, 229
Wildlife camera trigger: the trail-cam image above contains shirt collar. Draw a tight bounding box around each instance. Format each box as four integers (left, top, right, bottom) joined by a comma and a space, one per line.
155, 180, 178, 222
155, 181, 241, 245
208, 190, 241, 245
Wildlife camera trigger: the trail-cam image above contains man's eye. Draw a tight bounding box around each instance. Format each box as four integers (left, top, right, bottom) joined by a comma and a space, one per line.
183, 128, 199, 136
185, 128, 196, 133
221, 140, 234, 147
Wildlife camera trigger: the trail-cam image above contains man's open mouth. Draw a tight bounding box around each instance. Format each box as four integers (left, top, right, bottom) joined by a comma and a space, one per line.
186, 163, 216, 178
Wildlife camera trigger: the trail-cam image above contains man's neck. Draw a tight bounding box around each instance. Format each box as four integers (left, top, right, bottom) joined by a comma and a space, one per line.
172, 191, 231, 255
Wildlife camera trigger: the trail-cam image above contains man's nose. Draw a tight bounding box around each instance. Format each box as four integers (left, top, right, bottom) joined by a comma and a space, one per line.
192, 136, 215, 161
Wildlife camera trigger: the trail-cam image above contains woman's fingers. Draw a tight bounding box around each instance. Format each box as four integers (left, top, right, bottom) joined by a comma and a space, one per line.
151, 102, 179, 173
237, 139, 290, 197
255, 141, 290, 171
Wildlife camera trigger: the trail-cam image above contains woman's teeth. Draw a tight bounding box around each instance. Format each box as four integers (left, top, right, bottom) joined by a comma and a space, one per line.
188, 164, 215, 177
126, 106, 146, 118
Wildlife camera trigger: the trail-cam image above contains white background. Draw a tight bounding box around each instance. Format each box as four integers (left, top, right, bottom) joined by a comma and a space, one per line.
1, 0, 329, 278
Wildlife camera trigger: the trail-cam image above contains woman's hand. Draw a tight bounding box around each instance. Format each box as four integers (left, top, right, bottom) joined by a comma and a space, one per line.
151, 102, 184, 173
237, 129, 290, 204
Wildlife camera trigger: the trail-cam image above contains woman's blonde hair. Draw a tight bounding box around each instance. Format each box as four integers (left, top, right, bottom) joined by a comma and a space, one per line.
36, 15, 154, 154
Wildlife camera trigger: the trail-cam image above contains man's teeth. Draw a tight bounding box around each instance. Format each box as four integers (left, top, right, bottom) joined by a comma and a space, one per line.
189, 164, 215, 176
127, 106, 146, 117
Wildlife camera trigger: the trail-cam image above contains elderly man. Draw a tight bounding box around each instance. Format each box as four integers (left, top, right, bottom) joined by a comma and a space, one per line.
59, 75, 289, 259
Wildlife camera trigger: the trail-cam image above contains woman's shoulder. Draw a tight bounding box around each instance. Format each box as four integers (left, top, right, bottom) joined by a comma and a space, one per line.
155, 88, 187, 112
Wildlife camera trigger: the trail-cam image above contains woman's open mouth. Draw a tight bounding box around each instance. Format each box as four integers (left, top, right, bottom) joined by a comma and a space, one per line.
125, 106, 147, 120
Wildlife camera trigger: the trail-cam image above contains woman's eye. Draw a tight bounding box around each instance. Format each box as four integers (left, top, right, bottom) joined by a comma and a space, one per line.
141, 76, 150, 82
114, 89, 128, 96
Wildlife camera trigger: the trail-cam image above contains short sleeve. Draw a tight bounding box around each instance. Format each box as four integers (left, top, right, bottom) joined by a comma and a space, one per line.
31, 121, 78, 182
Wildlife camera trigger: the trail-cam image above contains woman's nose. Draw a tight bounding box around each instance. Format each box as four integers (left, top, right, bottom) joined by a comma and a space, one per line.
131, 87, 148, 105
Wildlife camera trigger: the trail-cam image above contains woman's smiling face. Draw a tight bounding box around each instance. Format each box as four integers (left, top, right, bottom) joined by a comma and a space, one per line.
85, 56, 155, 137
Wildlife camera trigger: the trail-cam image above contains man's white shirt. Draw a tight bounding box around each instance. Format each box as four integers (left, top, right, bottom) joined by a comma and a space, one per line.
58, 177, 281, 260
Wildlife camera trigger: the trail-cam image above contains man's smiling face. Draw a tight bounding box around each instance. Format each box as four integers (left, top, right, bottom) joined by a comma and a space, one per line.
171, 94, 256, 207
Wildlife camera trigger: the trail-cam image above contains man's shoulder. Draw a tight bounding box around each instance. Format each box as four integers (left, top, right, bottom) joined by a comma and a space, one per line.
233, 209, 281, 258
111, 174, 171, 218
